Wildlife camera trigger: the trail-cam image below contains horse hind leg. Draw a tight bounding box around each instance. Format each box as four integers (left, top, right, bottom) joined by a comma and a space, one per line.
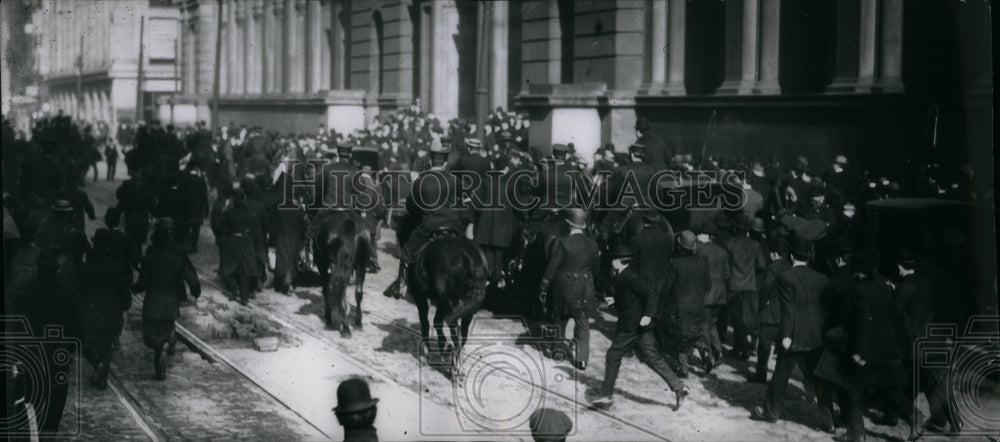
353, 265, 365, 329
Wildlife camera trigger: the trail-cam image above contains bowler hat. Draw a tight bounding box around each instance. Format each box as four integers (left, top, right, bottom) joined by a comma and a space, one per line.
628, 143, 646, 157
499, 131, 514, 141
429, 145, 450, 163
336, 143, 353, 154
734, 214, 752, 232
529, 407, 573, 442
851, 248, 880, 273
51, 199, 73, 212
157, 217, 176, 231
790, 235, 812, 259
767, 235, 789, 255
232, 188, 247, 202
897, 246, 916, 268
678, 230, 697, 251
607, 243, 635, 259
639, 209, 661, 224
565, 208, 587, 229
333, 378, 379, 413
714, 213, 733, 230
827, 235, 854, 255
552, 144, 569, 157
751, 217, 765, 233
635, 116, 651, 131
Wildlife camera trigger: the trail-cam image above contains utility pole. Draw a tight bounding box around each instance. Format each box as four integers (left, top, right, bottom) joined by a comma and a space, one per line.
135, 16, 145, 122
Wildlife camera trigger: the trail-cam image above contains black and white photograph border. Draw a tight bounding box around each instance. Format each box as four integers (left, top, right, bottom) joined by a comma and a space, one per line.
1, 0, 996, 441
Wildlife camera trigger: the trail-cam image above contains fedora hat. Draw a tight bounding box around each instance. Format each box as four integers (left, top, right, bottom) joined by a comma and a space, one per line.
333, 378, 379, 413
677, 230, 697, 251
751, 217, 766, 233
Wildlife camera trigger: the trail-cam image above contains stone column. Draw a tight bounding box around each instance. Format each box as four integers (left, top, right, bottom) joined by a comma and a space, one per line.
320, 1, 332, 91
826, 0, 860, 92
664, 0, 686, 95
261, 0, 272, 92
649, 0, 667, 84
306, 0, 322, 93
219, 0, 229, 95
196, 1, 218, 96
331, 1, 346, 90
233, 0, 245, 94
717, 0, 759, 95
856, 0, 877, 91
282, 0, 295, 93
271, 0, 284, 93
245, 0, 260, 94
489, 1, 509, 110
875, 0, 904, 93
754, 0, 781, 94
293, 0, 307, 93
430, 0, 460, 120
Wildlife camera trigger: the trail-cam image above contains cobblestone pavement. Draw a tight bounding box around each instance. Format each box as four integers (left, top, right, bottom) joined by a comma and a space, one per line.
74, 160, 934, 441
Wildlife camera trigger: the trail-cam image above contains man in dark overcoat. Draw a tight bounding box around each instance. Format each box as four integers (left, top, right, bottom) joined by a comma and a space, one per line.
695, 222, 729, 367
79, 229, 132, 389
539, 209, 600, 370
116, 171, 156, 256
752, 236, 828, 423
586, 244, 688, 410
133, 229, 200, 380
473, 152, 523, 287
634, 117, 671, 171
659, 231, 712, 376
724, 215, 768, 360
217, 189, 261, 304
181, 168, 210, 252
751, 235, 791, 383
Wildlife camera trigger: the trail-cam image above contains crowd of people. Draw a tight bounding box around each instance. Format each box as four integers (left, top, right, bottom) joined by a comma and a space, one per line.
2, 103, 988, 441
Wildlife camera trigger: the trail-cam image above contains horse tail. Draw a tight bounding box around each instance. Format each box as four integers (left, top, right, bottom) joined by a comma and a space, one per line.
442, 242, 488, 324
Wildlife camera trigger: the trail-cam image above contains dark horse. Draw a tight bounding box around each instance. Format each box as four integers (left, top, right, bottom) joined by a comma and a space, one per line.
408, 235, 488, 371
314, 211, 372, 338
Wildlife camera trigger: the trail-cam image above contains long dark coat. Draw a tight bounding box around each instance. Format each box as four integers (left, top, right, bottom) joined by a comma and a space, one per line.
78, 253, 128, 365
629, 225, 673, 294
696, 241, 730, 306
269, 174, 306, 281
541, 233, 600, 320
776, 265, 829, 352
660, 254, 711, 336
473, 170, 521, 248
217, 202, 261, 278
609, 265, 659, 333
135, 243, 200, 320
757, 258, 791, 325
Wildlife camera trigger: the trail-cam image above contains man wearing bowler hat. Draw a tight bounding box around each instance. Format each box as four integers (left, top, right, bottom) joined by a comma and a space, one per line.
539, 208, 600, 370
659, 230, 712, 377
752, 235, 829, 423
334, 377, 380, 442
529, 407, 573, 442
587, 243, 689, 410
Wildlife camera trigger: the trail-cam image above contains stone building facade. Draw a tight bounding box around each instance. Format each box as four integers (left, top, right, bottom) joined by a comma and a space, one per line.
164, 0, 991, 181
39, 0, 181, 126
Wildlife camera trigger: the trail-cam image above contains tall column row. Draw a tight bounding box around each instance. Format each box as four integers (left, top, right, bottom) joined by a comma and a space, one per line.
828, 0, 904, 93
